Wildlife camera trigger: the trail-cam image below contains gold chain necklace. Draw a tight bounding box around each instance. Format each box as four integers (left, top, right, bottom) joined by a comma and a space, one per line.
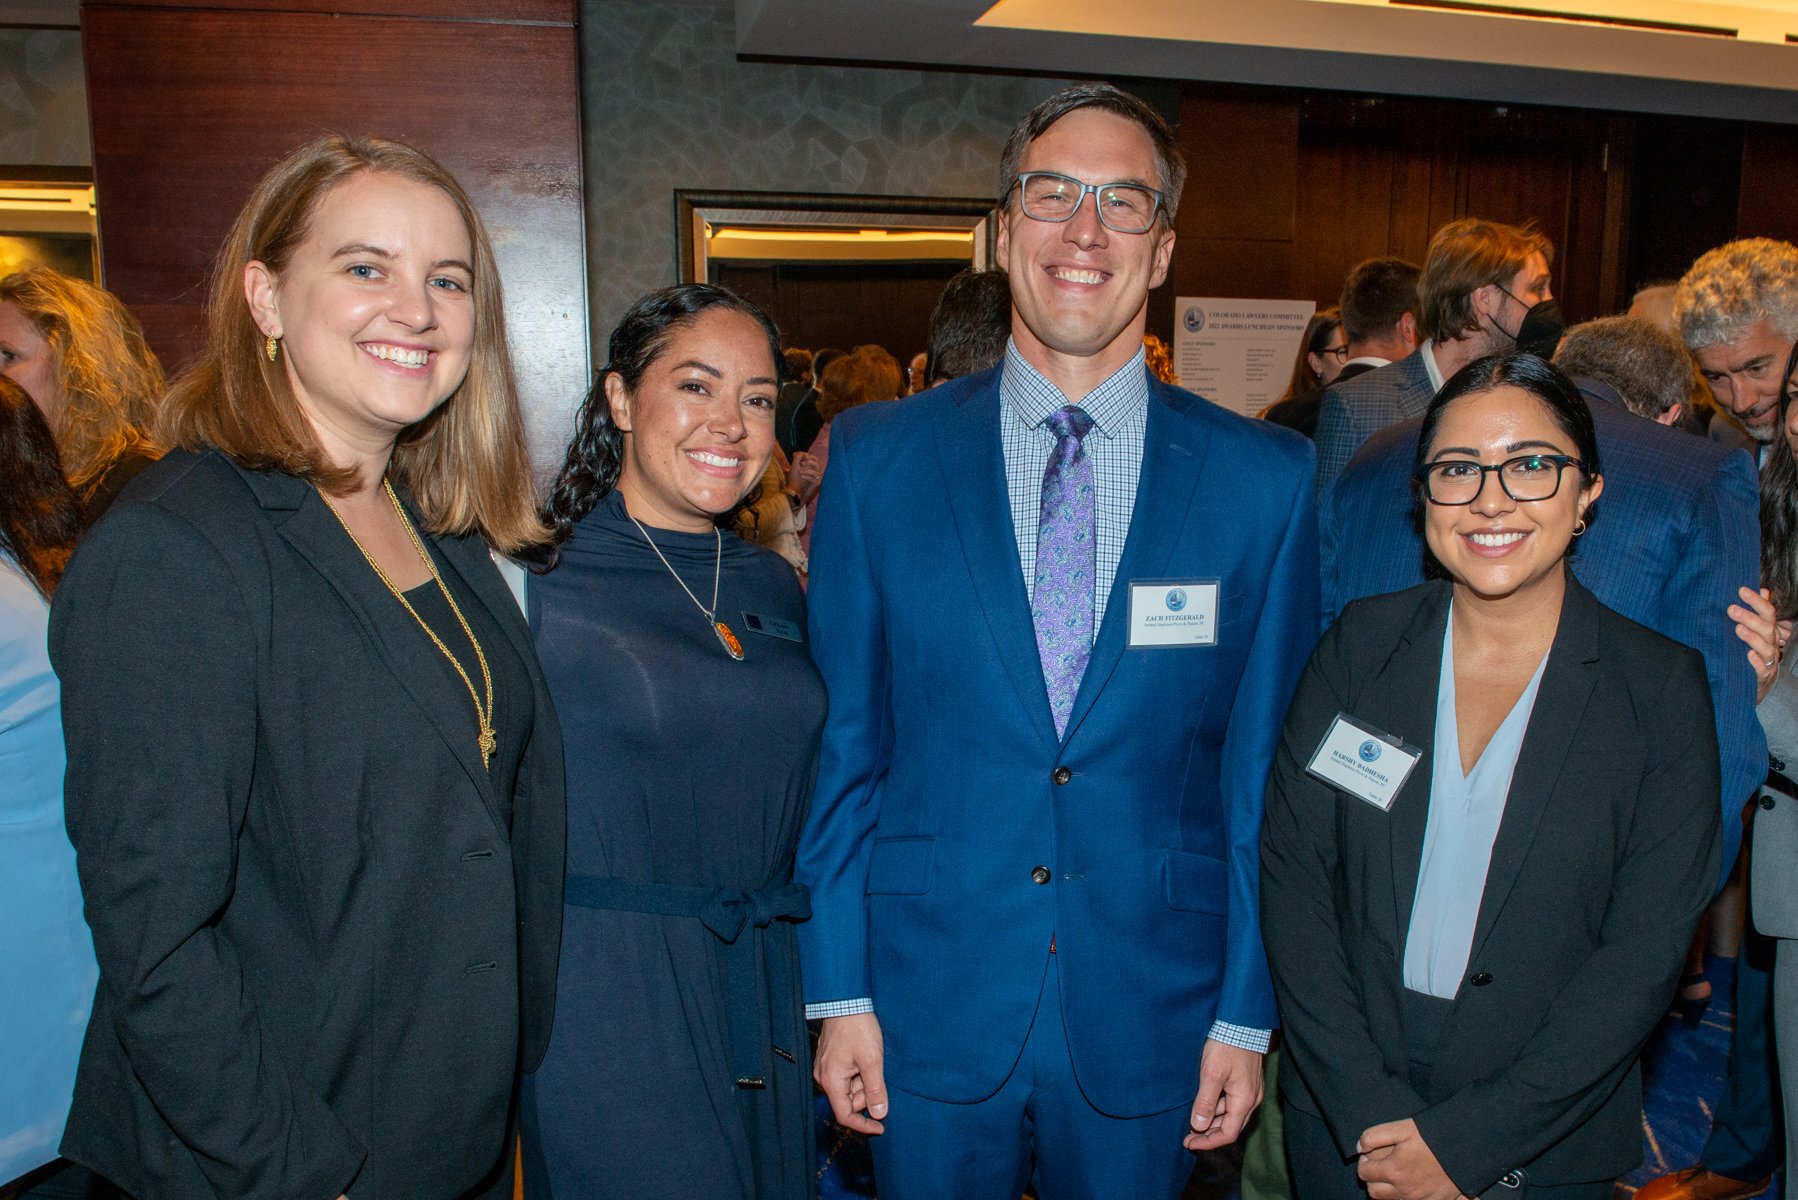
626, 513, 745, 661
321, 479, 498, 766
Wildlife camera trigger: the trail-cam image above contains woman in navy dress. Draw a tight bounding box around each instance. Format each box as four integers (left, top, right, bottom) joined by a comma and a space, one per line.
521, 285, 826, 1199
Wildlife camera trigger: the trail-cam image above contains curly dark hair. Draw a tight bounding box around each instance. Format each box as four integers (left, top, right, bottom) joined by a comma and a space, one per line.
537, 284, 783, 566
0, 376, 88, 596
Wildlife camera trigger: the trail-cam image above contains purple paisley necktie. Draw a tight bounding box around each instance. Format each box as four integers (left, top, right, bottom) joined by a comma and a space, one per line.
1032, 405, 1097, 738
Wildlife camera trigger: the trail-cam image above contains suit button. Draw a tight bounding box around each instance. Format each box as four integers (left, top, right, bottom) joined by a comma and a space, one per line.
1764, 794, 1778, 810
1052, 766, 1073, 786
1469, 971, 1494, 987
1031, 865, 1052, 885
1773, 757, 1787, 773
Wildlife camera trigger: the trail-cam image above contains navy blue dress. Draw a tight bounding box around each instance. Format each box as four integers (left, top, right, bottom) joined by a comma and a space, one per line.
520, 491, 825, 1199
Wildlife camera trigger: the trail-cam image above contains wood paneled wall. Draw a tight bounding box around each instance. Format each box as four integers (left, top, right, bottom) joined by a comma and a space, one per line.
81, 0, 588, 470
1153, 85, 1636, 337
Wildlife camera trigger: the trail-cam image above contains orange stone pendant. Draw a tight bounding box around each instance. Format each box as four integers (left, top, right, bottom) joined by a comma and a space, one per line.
714, 621, 745, 661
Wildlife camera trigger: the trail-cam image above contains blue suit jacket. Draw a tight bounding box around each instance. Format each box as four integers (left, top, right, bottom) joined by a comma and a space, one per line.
1320, 382, 1764, 881
795, 366, 1320, 1117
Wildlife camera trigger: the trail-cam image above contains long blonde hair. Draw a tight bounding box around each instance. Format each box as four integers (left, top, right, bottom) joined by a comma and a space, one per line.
0, 267, 165, 499
158, 134, 548, 553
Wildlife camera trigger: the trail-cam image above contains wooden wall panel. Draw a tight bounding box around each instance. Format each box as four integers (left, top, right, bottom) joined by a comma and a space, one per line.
1155, 88, 1300, 335
92, 0, 568, 20
1280, 94, 1628, 323
711, 260, 963, 361
1739, 123, 1798, 247
81, 0, 587, 472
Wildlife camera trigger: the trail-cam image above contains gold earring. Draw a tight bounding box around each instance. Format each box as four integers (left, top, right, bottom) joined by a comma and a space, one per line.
265, 334, 279, 363
1572, 517, 1587, 537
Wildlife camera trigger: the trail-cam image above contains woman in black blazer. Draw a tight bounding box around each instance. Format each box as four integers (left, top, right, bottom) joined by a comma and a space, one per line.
1263, 353, 1721, 1200
49, 136, 564, 1199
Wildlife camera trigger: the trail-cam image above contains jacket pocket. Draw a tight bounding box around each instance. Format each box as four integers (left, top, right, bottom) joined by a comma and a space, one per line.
866, 836, 936, 895
1163, 848, 1228, 914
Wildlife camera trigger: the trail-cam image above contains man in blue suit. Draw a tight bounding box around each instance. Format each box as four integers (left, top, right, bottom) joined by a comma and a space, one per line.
1320, 319, 1763, 885
796, 83, 1320, 1199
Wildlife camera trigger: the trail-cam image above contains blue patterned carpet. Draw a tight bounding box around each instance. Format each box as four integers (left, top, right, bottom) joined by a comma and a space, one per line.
816, 956, 1758, 1200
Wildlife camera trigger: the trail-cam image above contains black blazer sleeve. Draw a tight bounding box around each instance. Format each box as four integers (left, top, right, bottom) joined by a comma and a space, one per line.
51, 503, 364, 1199
1261, 602, 1429, 1142
1414, 642, 1720, 1192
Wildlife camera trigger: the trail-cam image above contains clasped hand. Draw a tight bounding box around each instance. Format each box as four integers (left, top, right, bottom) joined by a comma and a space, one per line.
1356, 1118, 1466, 1200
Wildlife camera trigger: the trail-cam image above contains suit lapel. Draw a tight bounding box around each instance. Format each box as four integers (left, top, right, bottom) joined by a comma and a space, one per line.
934, 383, 1060, 751
1381, 585, 1451, 946
1467, 580, 1602, 958
248, 469, 507, 832
1062, 384, 1209, 743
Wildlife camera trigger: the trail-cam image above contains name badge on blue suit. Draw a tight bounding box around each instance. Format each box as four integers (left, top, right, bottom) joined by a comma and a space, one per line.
1128, 579, 1218, 647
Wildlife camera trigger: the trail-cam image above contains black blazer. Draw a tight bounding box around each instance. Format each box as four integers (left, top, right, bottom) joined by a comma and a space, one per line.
1261, 579, 1721, 1194
50, 449, 566, 1200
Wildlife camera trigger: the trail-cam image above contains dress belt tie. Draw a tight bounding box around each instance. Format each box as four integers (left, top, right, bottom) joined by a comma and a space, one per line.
563, 873, 811, 1088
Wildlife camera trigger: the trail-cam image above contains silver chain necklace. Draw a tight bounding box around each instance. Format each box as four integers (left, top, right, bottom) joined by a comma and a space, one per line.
627, 514, 745, 661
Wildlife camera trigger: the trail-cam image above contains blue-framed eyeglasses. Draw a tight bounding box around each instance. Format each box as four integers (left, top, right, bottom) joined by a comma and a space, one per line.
1012, 172, 1166, 234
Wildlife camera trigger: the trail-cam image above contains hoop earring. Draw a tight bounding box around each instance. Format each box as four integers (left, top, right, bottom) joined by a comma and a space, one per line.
1572, 518, 1587, 537
266, 335, 279, 363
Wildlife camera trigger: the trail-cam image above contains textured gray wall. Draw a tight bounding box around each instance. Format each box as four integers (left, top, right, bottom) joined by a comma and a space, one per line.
0, 27, 89, 166
579, 0, 1070, 351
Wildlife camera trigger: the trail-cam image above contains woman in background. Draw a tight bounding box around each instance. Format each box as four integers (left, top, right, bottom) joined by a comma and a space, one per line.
1260, 308, 1345, 438
522, 283, 825, 1200
0, 268, 164, 516
51, 135, 564, 1199
795, 344, 900, 555
0, 376, 96, 1197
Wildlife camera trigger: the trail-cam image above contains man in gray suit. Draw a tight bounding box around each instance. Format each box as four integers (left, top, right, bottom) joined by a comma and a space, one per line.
1313, 218, 1556, 489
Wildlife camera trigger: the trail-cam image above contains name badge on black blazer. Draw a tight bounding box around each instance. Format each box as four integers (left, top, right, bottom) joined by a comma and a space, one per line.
1306, 712, 1421, 812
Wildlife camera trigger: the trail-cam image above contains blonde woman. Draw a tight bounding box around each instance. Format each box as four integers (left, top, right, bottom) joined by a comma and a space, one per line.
0, 268, 165, 515
50, 136, 564, 1199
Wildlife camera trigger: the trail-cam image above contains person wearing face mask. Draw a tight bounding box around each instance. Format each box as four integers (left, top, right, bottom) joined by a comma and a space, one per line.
1315, 219, 1562, 490
1266, 352, 1721, 1200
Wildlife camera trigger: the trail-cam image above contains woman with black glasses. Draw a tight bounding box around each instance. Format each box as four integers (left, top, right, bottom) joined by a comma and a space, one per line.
1263, 353, 1722, 1200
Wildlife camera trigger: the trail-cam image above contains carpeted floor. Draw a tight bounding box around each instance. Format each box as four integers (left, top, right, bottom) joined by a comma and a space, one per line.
817, 955, 1760, 1200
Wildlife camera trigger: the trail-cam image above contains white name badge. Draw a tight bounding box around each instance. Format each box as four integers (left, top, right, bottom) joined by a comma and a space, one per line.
1305, 713, 1422, 812
1128, 579, 1219, 648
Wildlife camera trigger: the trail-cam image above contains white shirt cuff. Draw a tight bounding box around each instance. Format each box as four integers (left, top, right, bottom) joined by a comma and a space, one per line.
1209, 1021, 1273, 1054
806, 997, 874, 1019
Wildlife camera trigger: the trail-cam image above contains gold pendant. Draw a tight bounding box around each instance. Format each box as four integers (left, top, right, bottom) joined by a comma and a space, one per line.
714, 621, 745, 661
478, 725, 497, 767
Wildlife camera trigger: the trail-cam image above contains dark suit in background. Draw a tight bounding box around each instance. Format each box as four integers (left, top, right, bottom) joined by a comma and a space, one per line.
1313, 347, 1436, 489
1263, 581, 1722, 1198
1319, 383, 1763, 885
50, 450, 566, 1199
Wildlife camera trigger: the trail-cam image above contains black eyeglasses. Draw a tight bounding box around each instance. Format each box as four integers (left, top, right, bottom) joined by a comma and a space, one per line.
1012, 172, 1166, 234
1320, 344, 1350, 361
1419, 454, 1585, 505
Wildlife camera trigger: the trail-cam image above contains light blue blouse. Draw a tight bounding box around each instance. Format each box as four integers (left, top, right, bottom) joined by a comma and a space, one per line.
1403, 611, 1549, 999
0, 553, 97, 1183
